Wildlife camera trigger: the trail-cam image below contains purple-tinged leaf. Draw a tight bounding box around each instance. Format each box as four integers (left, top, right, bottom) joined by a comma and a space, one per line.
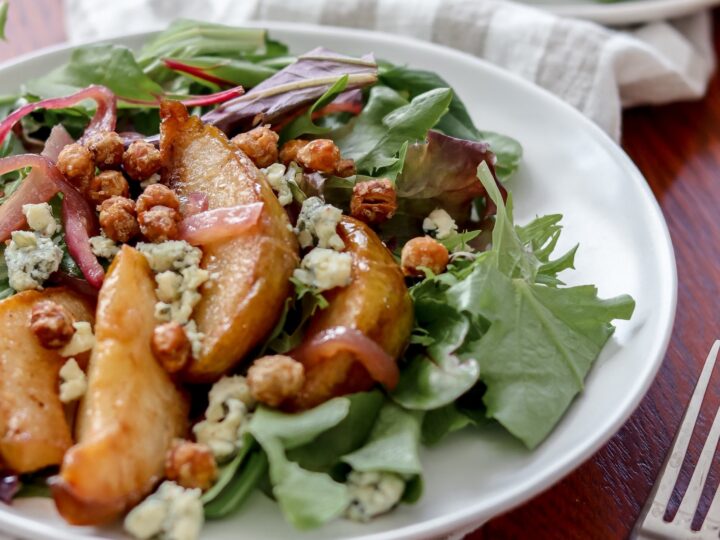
202, 47, 377, 135
0, 474, 19, 504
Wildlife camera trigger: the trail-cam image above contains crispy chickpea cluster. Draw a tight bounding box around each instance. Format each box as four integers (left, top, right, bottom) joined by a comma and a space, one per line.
165, 439, 218, 491
98, 196, 139, 243
84, 131, 124, 170
57, 143, 95, 192
296, 139, 340, 173
350, 179, 397, 225
136, 184, 181, 242
401, 236, 449, 277
151, 322, 191, 374
123, 140, 162, 181
30, 300, 76, 349
231, 125, 279, 168
247, 355, 305, 407
279, 139, 307, 165
87, 170, 130, 205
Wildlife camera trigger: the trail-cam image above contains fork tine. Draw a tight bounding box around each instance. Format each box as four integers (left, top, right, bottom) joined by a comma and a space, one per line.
644, 341, 720, 522
701, 469, 720, 533
675, 399, 720, 528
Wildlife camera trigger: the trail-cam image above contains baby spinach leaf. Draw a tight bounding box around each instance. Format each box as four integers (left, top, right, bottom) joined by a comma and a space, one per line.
336, 86, 452, 175
281, 75, 349, 141
478, 130, 523, 181
287, 391, 384, 472
342, 402, 423, 475
25, 44, 164, 103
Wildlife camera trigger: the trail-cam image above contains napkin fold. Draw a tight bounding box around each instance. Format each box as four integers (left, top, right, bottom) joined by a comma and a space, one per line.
64, 0, 715, 141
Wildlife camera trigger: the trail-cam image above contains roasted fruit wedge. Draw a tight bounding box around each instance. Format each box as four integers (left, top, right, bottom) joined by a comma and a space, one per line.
0, 288, 94, 474
291, 217, 414, 409
160, 101, 299, 382
52, 246, 188, 525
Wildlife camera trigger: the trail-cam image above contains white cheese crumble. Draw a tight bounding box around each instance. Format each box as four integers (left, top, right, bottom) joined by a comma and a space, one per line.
124, 481, 203, 540
294, 196, 344, 250
58, 358, 87, 403
422, 208, 457, 240
140, 173, 161, 189
89, 235, 119, 259
59, 321, 95, 357
262, 163, 293, 206
5, 231, 62, 291
293, 247, 352, 291
193, 375, 255, 461
138, 241, 208, 354
22, 203, 57, 237
345, 471, 405, 522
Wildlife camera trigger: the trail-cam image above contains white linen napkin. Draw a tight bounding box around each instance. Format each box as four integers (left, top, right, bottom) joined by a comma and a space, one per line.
63, 0, 714, 142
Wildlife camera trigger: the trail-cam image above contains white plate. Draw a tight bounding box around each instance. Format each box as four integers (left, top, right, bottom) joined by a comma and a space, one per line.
0, 22, 676, 540
519, 0, 720, 25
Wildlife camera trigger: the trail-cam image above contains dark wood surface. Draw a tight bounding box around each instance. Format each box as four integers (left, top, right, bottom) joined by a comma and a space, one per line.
3, 2, 719, 539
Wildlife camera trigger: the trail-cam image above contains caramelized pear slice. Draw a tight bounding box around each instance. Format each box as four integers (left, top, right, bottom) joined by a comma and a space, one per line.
160, 101, 298, 382
0, 288, 94, 473
52, 246, 188, 525
292, 217, 414, 409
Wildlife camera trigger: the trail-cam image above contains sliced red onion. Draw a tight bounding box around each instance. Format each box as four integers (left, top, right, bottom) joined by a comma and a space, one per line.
42, 125, 75, 160
292, 326, 400, 390
0, 85, 117, 147
178, 202, 263, 246
181, 192, 209, 217
0, 154, 104, 287
0, 475, 20, 505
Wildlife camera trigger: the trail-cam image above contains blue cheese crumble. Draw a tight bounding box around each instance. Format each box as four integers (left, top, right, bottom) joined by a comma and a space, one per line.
293, 247, 352, 291
137, 241, 208, 355
124, 481, 203, 540
295, 196, 344, 250
22, 203, 58, 237
89, 235, 119, 260
422, 208, 457, 240
193, 375, 255, 461
58, 358, 87, 403
262, 163, 293, 206
5, 231, 62, 291
345, 471, 406, 522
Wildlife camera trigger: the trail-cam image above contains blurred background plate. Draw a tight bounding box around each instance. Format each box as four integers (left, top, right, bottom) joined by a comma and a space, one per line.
519, 0, 720, 25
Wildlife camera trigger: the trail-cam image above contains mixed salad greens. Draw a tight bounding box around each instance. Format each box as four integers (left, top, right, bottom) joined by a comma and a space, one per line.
0, 19, 634, 537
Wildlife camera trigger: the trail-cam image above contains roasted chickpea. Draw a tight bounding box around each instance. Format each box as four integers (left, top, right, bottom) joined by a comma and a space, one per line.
165, 439, 218, 491
151, 322, 191, 373
57, 143, 95, 192
401, 236, 449, 277
350, 178, 397, 225
30, 300, 75, 349
136, 184, 180, 214
139, 206, 181, 242
296, 139, 341, 173
231, 125, 279, 168
335, 158, 356, 178
278, 139, 308, 165
84, 131, 124, 170
87, 170, 130, 205
98, 196, 139, 243
122, 140, 162, 181
247, 355, 305, 407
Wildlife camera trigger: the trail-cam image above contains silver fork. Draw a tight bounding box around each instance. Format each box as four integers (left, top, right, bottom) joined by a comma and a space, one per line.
634, 341, 720, 539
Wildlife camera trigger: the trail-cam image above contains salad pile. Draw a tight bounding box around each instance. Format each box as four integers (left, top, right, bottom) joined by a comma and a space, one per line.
0, 20, 634, 539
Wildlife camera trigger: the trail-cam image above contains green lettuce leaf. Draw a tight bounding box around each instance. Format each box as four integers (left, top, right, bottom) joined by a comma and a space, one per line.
248, 398, 352, 529
0, 2, 8, 41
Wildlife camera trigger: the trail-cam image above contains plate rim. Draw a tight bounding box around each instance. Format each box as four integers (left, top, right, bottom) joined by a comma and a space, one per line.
0, 21, 678, 540
533, 0, 720, 25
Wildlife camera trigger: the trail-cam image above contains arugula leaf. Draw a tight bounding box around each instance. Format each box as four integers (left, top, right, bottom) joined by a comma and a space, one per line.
0, 2, 8, 41
266, 277, 328, 354
335, 86, 452, 175
249, 399, 352, 529
25, 44, 164, 103
281, 75, 349, 141
342, 402, 423, 476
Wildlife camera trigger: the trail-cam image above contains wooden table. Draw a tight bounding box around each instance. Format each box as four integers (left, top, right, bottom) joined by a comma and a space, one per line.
2, 2, 718, 539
